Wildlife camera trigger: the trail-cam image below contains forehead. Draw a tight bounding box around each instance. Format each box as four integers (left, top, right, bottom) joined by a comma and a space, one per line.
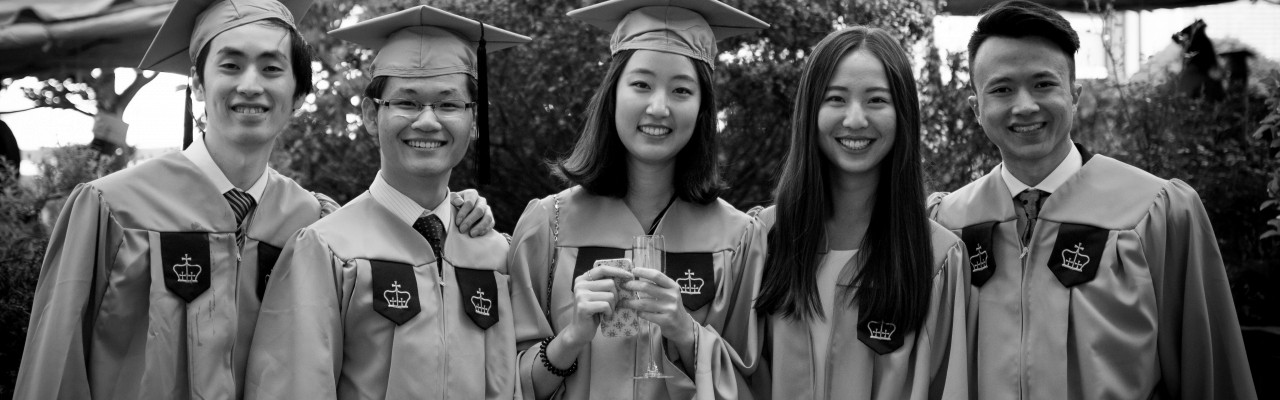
206, 22, 292, 59
382, 74, 470, 98
829, 48, 888, 86
971, 36, 1071, 84
623, 50, 698, 78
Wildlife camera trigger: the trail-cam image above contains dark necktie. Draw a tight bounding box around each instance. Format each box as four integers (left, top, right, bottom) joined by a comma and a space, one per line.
224, 189, 256, 249
413, 214, 447, 259
1013, 189, 1045, 245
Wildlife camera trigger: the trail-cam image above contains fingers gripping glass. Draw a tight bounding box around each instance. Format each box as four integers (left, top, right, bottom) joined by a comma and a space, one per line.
632, 235, 672, 380
371, 98, 477, 119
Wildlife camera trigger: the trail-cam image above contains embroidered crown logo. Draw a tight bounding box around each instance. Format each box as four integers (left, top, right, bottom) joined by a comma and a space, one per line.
1061, 243, 1091, 272
470, 288, 492, 316
970, 244, 989, 272
173, 254, 202, 283
677, 270, 704, 295
867, 321, 896, 341
384, 281, 411, 309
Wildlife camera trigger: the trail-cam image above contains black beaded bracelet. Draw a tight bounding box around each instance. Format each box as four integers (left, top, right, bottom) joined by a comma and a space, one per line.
538, 335, 578, 377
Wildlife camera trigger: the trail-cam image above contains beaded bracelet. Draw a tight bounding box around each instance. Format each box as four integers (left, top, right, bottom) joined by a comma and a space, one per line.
538, 335, 577, 377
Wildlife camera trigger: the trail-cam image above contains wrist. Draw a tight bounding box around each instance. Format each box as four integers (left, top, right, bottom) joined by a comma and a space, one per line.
670, 312, 698, 348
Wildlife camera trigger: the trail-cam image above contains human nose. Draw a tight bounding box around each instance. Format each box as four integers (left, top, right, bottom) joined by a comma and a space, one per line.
236, 69, 264, 97
842, 104, 869, 130
410, 106, 443, 132
645, 93, 670, 118
1011, 89, 1039, 116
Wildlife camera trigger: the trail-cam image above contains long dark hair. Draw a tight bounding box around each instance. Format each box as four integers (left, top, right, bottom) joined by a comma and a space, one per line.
552, 49, 724, 205
756, 26, 933, 335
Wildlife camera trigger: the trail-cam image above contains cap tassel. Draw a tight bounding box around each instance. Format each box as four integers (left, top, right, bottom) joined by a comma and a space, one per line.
477, 21, 490, 185
183, 85, 194, 150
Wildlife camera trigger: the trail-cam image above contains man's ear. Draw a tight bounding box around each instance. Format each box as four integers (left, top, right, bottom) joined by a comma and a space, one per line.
967, 95, 980, 120
1071, 83, 1083, 107
360, 98, 379, 138
190, 66, 205, 102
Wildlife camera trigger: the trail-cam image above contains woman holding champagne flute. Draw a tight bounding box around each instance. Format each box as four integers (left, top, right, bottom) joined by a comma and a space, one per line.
505, 0, 768, 399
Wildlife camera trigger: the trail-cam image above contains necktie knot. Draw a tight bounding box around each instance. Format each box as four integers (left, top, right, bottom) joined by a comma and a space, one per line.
1017, 189, 1044, 220
224, 189, 257, 225
413, 214, 447, 258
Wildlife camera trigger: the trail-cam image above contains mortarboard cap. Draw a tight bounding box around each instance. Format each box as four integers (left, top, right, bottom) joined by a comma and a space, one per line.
329, 5, 531, 185
139, 0, 312, 75
328, 5, 530, 79
567, 0, 768, 68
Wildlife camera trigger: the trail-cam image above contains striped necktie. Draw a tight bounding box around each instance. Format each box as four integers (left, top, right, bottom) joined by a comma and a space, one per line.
224, 189, 256, 249
1014, 189, 1046, 244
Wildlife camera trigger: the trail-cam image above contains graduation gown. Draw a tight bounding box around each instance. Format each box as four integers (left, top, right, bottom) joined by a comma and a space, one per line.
15, 151, 323, 400
244, 191, 516, 400
751, 206, 972, 400
928, 152, 1257, 400
507, 187, 766, 400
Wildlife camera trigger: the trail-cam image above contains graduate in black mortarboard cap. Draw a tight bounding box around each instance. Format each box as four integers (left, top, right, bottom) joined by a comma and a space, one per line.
243, 5, 530, 399
504, 1, 771, 399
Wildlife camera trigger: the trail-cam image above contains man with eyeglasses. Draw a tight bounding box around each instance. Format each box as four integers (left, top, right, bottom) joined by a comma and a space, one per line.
243, 5, 531, 399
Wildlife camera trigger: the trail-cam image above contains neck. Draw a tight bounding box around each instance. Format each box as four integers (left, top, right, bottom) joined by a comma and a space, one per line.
1004, 140, 1072, 187
826, 170, 877, 250
204, 131, 272, 190
624, 158, 676, 228
384, 169, 450, 211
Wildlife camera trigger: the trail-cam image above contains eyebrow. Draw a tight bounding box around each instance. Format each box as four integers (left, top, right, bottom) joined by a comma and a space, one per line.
215, 47, 288, 61
825, 85, 891, 93
982, 70, 1063, 86
626, 68, 698, 83
389, 87, 462, 97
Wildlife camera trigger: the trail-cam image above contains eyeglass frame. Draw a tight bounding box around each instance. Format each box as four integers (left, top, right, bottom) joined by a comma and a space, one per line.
368, 97, 478, 119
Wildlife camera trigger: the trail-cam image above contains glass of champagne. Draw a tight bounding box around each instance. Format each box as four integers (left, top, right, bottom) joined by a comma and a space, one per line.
632, 234, 671, 380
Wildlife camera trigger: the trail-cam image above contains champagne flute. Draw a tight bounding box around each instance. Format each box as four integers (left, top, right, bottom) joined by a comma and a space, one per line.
632, 234, 672, 380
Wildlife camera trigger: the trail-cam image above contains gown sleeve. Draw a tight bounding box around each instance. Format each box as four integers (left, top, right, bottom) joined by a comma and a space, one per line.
1146, 180, 1257, 399
507, 198, 559, 399
924, 239, 972, 400
244, 227, 345, 399
15, 184, 120, 400
691, 217, 767, 400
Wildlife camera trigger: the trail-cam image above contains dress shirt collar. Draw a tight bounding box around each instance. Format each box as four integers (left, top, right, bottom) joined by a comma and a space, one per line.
181, 133, 268, 202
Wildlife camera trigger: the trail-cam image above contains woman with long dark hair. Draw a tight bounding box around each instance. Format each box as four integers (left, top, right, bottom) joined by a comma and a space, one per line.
752, 26, 971, 400
505, 1, 768, 399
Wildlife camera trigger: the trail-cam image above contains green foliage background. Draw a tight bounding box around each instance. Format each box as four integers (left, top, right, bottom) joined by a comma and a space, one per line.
2, 0, 1278, 397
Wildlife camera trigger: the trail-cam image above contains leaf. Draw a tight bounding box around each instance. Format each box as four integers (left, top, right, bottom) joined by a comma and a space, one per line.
1262, 230, 1280, 240
1263, 200, 1278, 210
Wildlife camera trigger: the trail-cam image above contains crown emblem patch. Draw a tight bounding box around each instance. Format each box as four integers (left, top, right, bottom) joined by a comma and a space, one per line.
470, 288, 493, 316
666, 252, 715, 311
371, 260, 419, 325
173, 255, 202, 283
455, 267, 500, 330
961, 221, 999, 287
677, 270, 704, 295
384, 282, 412, 309
161, 232, 210, 303
858, 316, 906, 355
969, 244, 989, 273
1060, 243, 1090, 272
1046, 223, 1109, 287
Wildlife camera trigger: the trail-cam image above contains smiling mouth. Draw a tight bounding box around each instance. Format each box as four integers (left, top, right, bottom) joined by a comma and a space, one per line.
639, 126, 671, 136
405, 139, 444, 149
233, 105, 268, 115
837, 138, 873, 150
1010, 122, 1047, 134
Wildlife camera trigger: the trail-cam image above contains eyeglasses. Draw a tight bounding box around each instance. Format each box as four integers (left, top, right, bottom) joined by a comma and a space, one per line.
370, 98, 476, 119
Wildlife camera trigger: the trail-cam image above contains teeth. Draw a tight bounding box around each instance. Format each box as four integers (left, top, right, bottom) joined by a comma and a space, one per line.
405, 140, 444, 149
639, 126, 671, 136
838, 138, 872, 150
1010, 123, 1046, 133
234, 106, 267, 114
